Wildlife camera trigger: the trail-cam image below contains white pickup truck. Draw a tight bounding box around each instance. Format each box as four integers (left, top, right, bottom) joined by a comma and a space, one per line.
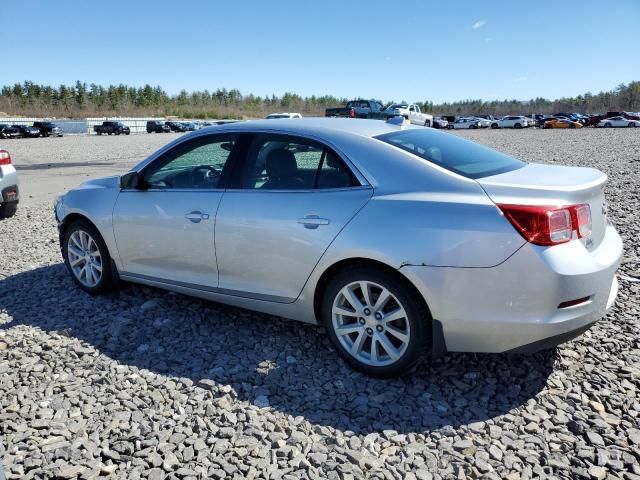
385, 103, 434, 127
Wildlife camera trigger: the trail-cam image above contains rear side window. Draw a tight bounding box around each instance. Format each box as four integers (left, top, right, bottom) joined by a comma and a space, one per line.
375, 129, 525, 179
240, 134, 358, 190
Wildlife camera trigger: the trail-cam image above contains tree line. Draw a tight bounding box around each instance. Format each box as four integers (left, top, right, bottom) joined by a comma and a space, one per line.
1, 80, 638, 119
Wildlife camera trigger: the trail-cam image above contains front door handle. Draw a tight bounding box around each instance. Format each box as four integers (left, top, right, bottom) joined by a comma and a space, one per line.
298, 215, 330, 229
185, 211, 209, 223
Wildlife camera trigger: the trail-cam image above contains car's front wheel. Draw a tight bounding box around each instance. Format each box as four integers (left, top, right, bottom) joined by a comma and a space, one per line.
322, 266, 430, 377
63, 220, 116, 294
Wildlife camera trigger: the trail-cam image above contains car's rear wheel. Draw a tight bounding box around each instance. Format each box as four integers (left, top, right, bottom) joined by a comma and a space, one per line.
605, 122, 612, 128
569, 123, 576, 129
491, 123, 498, 129
629, 122, 636, 128
63, 220, 116, 294
514, 123, 522, 129
322, 266, 430, 377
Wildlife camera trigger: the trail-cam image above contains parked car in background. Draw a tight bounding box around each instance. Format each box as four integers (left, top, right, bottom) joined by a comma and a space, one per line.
586, 111, 640, 127
432, 117, 449, 129
12, 125, 41, 138
0, 125, 21, 139
325, 100, 387, 119
0, 149, 18, 219
165, 121, 188, 132
94, 121, 130, 136
490, 116, 529, 129
147, 121, 170, 133
477, 115, 498, 122
32, 121, 63, 137
448, 117, 480, 129
471, 117, 491, 128
597, 116, 638, 128
54, 118, 622, 376
265, 113, 302, 119
384, 103, 433, 127
543, 118, 583, 129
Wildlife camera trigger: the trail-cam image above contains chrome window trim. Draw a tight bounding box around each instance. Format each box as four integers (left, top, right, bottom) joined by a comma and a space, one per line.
132, 128, 371, 188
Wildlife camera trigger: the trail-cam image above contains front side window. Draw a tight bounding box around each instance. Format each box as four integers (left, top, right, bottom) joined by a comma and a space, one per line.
143, 134, 238, 189
375, 129, 525, 179
240, 134, 358, 190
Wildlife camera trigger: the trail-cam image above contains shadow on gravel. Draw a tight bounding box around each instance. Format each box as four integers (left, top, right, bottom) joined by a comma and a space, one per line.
1, 264, 555, 434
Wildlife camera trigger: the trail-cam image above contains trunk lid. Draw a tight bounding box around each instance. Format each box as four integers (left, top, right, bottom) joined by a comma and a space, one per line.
476, 163, 608, 251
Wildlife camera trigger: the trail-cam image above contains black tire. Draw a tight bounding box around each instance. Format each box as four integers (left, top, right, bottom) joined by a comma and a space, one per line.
126, 131, 130, 135
447, 124, 454, 129
491, 123, 498, 129
424, 120, 431, 127
62, 220, 117, 294
322, 265, 430, 377
569, 123, 576, 129
0, 202, 18, 219
629, 122, 636, 128
97, 131, 102, 135
115, 130, 121, 135
470, 125, 478, 129
605, 122, 612, 128
514, 123, 522, 129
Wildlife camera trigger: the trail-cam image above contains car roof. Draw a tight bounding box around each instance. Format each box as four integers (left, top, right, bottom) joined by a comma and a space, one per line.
197, 117, 420, 139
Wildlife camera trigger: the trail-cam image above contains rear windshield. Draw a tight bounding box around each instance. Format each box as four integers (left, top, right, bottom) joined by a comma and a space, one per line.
375, 129, 525, 179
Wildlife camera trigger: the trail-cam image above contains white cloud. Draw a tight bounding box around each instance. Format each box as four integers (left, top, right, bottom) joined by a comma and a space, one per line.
471, 20, 486, 29
514, 76, 528, 82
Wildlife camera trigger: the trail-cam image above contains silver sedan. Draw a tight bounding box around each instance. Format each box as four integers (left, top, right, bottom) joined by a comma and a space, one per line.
55, 118, 622, 376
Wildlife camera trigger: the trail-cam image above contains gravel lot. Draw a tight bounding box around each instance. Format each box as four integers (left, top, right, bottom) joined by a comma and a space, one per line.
1, 129, 639, 479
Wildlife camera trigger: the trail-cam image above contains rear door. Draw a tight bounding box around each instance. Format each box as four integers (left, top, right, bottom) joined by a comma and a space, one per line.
215, 133, 372, 302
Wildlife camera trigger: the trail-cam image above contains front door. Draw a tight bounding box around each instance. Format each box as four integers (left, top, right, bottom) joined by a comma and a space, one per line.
215, 133, 373, 302
112, 133, 239, 288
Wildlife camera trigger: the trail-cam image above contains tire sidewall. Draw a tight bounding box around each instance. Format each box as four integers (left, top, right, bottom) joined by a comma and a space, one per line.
63, 220, 115, 294
321, 266, 430, 377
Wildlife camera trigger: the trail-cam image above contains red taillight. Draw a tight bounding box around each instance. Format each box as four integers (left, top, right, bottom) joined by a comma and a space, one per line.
349, 108, 356, 118
0, 150, 11, 165
498, 203, 592, 246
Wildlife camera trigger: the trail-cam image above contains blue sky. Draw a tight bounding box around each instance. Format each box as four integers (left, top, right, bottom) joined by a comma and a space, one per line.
2, 0, 639, 103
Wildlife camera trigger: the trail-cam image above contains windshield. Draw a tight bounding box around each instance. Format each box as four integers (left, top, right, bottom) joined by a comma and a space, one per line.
388, 104, 408, 110
375, 129, 526, 179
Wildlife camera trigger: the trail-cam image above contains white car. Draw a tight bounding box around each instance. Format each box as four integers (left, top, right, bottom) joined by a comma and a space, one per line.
447, 117, 480, 129
384, 103, 434, 127
597, 116, 638, 128
433, 117, 449, 129
490, 116, 529, 129
472, 117, 491, 128
265, 113, 302, 119
0, 149, 19, 219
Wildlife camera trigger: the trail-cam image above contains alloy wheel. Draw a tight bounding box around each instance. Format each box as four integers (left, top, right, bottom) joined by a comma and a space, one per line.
331, 280, 411, 367
67, 230, 103, 288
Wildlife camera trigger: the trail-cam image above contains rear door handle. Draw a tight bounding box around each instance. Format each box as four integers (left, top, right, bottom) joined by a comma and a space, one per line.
298, 215, 330, 229
185, 211, 210, 223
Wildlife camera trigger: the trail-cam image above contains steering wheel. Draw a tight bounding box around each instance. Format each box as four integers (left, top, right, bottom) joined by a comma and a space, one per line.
191, 165, 221, 187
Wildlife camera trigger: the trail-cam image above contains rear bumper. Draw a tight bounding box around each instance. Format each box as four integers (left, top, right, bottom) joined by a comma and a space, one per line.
0, 165, 19, 203
402, 224, 623, 353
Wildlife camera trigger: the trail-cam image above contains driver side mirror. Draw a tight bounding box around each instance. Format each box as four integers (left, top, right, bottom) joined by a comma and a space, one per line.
120, 171, 143, 189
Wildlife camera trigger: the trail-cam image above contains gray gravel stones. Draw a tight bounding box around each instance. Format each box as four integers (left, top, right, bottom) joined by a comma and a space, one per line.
1, 128, 639, 479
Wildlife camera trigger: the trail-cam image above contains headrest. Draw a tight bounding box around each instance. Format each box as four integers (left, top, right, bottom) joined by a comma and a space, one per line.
266, 149, 298, 178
